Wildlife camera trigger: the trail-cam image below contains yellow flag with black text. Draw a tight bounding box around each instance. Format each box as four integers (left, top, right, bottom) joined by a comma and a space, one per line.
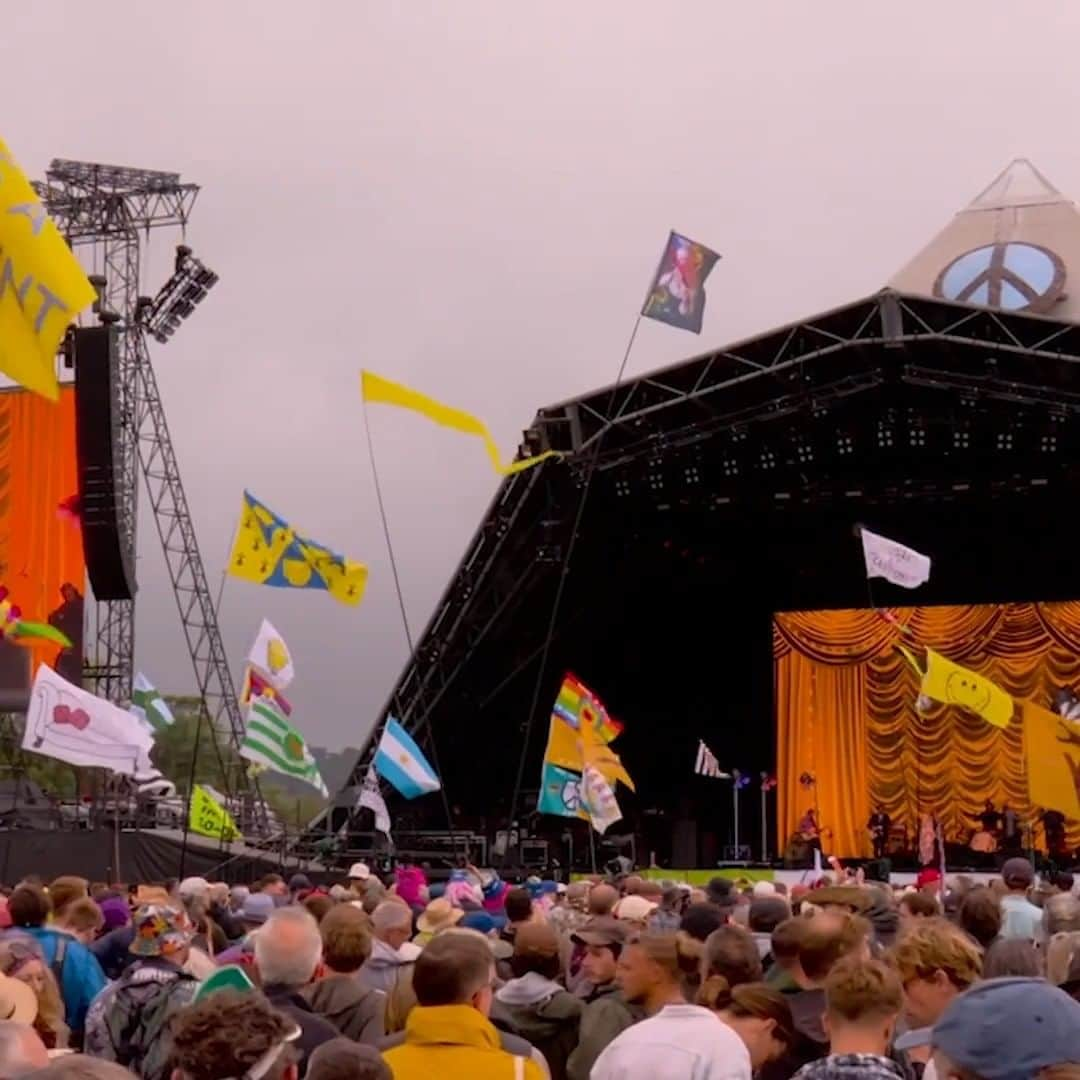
189, 784, 241, 841
1024, 701, 1080, 819
0, 138, 97, 400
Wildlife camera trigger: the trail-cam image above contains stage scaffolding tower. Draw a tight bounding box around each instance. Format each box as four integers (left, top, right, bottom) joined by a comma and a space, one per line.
35, 161, 264, 824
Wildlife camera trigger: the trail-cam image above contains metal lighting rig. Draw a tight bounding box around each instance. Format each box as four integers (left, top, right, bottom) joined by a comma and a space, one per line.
35, 160, 263, 824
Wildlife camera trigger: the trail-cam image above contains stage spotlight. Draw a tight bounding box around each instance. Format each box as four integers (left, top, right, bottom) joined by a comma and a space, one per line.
795, 442, 814, 463
997, 432, 1014, 450
836, 434, 854, 456
1041, 434, 1058, 453
722, 459, 739, 477
876, 424, 894, 448
139, 244, 219, 345
909, 425, 926, 447
760, 450, 776, 470
953, 429, 971, 449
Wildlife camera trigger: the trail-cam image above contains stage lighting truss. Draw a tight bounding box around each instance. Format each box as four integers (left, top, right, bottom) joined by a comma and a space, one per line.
137, 245, 219, 344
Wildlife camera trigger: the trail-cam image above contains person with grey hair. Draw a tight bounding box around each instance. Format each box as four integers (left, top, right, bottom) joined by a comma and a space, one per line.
307, 1037, 390, 1080
360, 902, 420, 994
1044, 891, 1080, 938
0, 1021, 47, 1079
23, 1056, 132, 1080
254, 908, 337, 1076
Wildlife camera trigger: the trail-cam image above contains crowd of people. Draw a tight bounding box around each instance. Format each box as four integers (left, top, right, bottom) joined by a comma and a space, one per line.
0, 857, 1079, 1078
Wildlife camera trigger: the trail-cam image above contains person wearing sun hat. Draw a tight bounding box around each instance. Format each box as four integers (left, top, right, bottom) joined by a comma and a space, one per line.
83, 904, 200, 1080
894, 977, 1080, 1080
413, 898, 464, 946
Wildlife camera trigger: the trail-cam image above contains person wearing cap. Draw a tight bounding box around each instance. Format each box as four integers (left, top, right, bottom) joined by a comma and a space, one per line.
413, 898, 464, 947
566, 920, 643, 1080
895, 977, 1080, 1080
213, 892, 278, 972
613, 895, 658, 930
998, 857, 1042, 941
490, 922, 582, 1080
83, 903, 200, 1080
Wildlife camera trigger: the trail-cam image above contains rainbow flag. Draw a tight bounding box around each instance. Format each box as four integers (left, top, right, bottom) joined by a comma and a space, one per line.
552, 673, 623, 745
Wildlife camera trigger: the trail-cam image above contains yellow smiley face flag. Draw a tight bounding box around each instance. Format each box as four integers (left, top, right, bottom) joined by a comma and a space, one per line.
0, 138, 97, 400
920, 648, 1014, 729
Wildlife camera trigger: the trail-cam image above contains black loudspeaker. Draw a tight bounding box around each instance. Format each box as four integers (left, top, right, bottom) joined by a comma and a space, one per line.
74, 327, 136, 601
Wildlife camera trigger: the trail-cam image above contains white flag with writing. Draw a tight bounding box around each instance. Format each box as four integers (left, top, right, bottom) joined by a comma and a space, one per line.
861, 529, 931, 589
24, 665, 159, 778
357, 768, 392, 836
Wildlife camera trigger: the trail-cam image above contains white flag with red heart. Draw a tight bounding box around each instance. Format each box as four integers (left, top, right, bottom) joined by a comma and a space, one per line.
23, 664, 159, 778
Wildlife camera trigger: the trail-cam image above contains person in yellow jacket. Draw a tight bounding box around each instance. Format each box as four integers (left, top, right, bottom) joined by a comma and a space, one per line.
382, 930, 544, 1080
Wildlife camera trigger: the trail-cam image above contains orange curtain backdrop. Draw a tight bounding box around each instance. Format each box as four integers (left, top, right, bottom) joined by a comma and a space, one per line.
0, 386, 83, 667
775, 604, 1080, 856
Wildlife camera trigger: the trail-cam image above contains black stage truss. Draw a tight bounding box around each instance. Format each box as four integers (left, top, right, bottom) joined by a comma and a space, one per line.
306, 290, 1080, 851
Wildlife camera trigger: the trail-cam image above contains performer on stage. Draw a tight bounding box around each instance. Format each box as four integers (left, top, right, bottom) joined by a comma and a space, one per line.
976, 799, 1002, 834
1001, 803, 1021, 853
1042, 808, 1067, 859
798, 808, 821, 854
867, 805, 890, 859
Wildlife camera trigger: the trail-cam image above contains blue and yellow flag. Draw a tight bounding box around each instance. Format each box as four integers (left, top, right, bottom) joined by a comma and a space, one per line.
0, 137, 97, 400
227, 491, 368, 607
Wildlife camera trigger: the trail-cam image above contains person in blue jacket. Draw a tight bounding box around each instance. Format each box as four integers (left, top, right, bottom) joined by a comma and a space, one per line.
8, 883, 106, 1044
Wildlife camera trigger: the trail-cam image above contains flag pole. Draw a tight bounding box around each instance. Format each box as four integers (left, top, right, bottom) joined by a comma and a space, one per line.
760, 780, 768, 863
733, 774, 740, 860
362, 400, 459, 854
504, 314, 643, 860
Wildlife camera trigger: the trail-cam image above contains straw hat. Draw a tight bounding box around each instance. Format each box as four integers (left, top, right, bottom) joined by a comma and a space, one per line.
0, 973, 37, 1023
417, 898, 464, 935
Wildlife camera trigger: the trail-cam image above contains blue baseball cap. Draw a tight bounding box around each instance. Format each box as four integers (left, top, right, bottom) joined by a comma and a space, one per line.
895, 978, 1080, 1079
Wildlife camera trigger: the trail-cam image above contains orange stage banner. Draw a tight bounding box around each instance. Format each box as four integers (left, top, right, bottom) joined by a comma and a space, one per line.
0, 387, 85, 693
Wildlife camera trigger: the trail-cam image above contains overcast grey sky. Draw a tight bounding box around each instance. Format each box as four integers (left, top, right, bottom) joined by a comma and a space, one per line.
9, 1, 1080, 751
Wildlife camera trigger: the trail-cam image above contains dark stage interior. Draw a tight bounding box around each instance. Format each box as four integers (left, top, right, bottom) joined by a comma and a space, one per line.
320, 292, 1080, 868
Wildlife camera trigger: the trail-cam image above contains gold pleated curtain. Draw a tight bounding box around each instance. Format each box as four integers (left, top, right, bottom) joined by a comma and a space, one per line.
775, 604, 1080, 857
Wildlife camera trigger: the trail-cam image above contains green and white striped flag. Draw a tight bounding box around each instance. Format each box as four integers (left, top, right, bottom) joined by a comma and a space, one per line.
240, 697, 327, 796
130, 673, 175, 733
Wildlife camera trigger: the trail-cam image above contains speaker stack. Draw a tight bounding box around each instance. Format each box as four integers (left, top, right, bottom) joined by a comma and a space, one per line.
73, 327, 137, 602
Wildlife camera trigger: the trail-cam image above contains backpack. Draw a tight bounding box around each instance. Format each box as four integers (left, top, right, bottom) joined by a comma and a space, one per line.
103, 969, 196, 1080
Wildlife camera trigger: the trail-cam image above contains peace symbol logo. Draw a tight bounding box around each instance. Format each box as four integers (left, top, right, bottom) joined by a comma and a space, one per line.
933, 242, 1065, 314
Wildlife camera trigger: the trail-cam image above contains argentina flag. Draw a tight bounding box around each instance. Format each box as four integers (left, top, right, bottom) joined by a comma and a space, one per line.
374, 718, 441, 799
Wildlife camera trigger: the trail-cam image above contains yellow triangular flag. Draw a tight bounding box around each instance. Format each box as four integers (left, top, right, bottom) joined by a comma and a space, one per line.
361, 370, 560, 476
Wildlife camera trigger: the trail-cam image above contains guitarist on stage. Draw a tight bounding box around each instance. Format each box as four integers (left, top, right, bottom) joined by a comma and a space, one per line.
867, 805, 891, 859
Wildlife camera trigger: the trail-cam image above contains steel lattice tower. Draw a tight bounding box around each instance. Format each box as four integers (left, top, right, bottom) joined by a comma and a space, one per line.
35, 161, 261, 816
